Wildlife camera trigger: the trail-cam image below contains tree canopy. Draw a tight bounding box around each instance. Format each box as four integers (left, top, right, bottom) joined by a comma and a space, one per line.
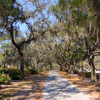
0, 0, 100, 81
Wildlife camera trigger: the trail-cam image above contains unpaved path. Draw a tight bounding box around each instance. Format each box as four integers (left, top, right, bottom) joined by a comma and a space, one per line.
0, 72, 49, 100
41, 70, 92, 100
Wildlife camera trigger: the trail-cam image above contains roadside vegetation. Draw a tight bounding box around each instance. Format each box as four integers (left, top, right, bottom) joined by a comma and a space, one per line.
0, 0, 100, 99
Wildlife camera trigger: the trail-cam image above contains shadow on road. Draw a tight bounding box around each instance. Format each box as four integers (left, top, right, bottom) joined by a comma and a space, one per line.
41, 71, 81, 100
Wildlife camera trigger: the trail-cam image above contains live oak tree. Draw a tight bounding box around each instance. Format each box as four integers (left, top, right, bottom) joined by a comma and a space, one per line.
50, 0, 100, 81
0, 0, 50, 78
0, 0, 100, 81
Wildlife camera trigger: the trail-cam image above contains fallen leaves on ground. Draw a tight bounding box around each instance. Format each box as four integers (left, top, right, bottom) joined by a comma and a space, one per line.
57, 71, 100, 100
0, 71, 49, 100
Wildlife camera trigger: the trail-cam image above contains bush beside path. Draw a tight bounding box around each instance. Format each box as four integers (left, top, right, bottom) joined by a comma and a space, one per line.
0, 71, 49, 100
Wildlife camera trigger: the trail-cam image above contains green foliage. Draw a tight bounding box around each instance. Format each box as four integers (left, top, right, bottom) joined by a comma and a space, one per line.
0, 73, 11, 85
24, 69, 31, 76
0, 0, 22, 17
87, 35, 96, 46
72, 10, 86, 26
73, 70, 78, 74
57, 0, 68, 11
0, 0, 99, 80
0, 53, 4, 62
83, 72, 91, 78
75, 46, 85, 61
0, 68, 23, 80
50, 5, 57, 12
28, 67, 41, 74
71, 0, 88, 7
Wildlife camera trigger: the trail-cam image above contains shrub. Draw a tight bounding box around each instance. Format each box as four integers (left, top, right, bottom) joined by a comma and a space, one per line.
64, 69, 68, 72
78, 72, 91, 78
73, 70, 78, 74
83, 72, 91, 78
78, 72, 83, 76
0, 68, 23, 80
28, 67, 40, 74
24, 69, 31, 76
0, 73, 11, 85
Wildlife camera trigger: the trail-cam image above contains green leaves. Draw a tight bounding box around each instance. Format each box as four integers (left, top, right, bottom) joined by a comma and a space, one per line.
71, 0, 88, 7
57, 0, 68, 11
0, 0, 23, 18
0, 53, 4, 62
50, 5, 57, 12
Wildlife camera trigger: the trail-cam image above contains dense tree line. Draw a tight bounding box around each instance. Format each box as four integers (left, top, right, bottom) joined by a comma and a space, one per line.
0, 0, 100, 82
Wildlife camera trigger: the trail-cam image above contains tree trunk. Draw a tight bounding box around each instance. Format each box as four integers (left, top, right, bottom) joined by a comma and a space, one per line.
4, 62, 6, 68
89, 56, 97, 82
60, 65, 63, 71
81, 61, 83, 73
26, 61, 29, 69
84, 37, 97, 82
18, 50, 24, 78
96, 30, 100, 47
